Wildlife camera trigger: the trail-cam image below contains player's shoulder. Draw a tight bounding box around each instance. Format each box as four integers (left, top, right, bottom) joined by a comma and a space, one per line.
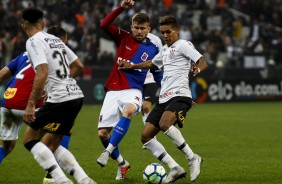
178, 39, 194, 47
147, 33, 162, 48
147, 33, 159, 40
174, 40, 196, 51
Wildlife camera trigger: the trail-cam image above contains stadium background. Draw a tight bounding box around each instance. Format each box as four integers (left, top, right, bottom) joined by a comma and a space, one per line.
0, 0, 282, 104
0, 1, 282, 184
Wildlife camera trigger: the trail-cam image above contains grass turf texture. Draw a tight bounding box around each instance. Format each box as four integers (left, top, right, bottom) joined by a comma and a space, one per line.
0, 102, 282, 184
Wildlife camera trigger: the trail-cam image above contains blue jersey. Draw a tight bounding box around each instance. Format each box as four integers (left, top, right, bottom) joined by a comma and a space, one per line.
100, 6, 161, 92
1, 52, 43, 110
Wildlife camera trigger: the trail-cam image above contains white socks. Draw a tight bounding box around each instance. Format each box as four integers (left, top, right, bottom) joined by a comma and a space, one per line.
54, 145, 88, 183
105, 143, 116, 154
115, 154, 125, 165
165, 126, 194, 160
144, 138, 178, 169
30, 142, 69, 183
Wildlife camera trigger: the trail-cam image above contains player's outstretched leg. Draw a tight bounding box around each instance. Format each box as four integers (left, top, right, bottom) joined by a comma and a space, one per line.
24, 141, 73, 183
43, 135, 71, 184
144, 138, 187, 183
97, 117, 131, 167
188, 154, 203, 182
164, 126, 203, 181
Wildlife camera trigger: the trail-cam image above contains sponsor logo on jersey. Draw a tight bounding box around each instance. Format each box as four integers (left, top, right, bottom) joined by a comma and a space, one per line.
168, 49, 176, 59
4, 88, 17, 99
141, 52, 149, 61
159, 91, 173, 99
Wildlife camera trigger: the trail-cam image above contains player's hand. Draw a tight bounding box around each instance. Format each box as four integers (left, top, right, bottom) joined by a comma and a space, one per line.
23, 105, 36, 124
190, 63, 201, 76
41, 92, 48, 102
121, 0, 135, 9
118, 59, 134, 70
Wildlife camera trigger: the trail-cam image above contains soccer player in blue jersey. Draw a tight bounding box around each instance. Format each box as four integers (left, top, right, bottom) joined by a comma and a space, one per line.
96, 0, 162, 180
0, 51, 44, 165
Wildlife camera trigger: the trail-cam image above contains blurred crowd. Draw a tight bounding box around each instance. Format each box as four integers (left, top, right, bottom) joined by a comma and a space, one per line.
0, 0, 282, 78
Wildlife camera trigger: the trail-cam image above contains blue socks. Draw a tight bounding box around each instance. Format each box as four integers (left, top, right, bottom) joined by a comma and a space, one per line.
110, 116, 131, 147
0, 147, 7, 164
60, 135, 71, 149
100, 137, 120, 160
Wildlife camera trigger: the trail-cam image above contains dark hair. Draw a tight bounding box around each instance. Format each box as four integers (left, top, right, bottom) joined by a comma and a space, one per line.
132, 13, 150, 24
22, 8, 44, 24
159, 16, 180, 30
47, 26, 67, 38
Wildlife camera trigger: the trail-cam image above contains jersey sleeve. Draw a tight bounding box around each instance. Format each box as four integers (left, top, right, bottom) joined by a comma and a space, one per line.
150, 67, 163, 86
152, 51, 163, 69
26, 38, 48, 69
6, 54, 21, 75
100, 6, 126, 45
180, 41, 202, 63
64, 45, 78, 65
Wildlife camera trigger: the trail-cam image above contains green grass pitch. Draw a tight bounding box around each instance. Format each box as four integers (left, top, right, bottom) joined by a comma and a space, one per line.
1, 102, 282, 183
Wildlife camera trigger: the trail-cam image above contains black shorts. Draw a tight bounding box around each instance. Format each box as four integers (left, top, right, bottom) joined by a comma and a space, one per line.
29, 98, 83, 135
146, 96, 192, 128
143, 83, 160, 104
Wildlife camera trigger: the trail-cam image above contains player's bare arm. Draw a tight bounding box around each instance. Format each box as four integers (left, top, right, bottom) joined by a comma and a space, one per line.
70, 59, 84, 78
24, 64, 47, 123
119, 59, 155, 70
0, 66, 12, 83
121, 0, 135, 9
191, 57, 208, 76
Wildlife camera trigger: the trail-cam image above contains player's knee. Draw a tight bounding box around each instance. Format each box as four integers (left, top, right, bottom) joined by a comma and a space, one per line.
123, 104, 137, 118
123, 111, 135, 119
98, 128, 110, 139
24, 140, 40, 151
141, 133, 151, 144
142, 106, 150, 114
142, 103, 151, 114
159, 121, 171, 132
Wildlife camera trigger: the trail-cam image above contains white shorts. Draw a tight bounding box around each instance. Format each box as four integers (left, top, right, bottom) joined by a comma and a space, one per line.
98, 89, 142, 128
0, 107, 25, 141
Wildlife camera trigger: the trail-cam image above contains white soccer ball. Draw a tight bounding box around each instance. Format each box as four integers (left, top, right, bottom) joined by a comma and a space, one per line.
143, 163, 167, 184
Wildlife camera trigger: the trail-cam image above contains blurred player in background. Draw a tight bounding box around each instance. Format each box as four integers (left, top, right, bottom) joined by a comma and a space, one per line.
21, 8, 95, 184
96, 0, 162, 180
119, 15, 208, 183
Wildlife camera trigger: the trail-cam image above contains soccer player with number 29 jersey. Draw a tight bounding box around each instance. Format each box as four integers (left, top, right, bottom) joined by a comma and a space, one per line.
20, 8, 95, 184
96, 0, 162, 181
119, 16, 208, 183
